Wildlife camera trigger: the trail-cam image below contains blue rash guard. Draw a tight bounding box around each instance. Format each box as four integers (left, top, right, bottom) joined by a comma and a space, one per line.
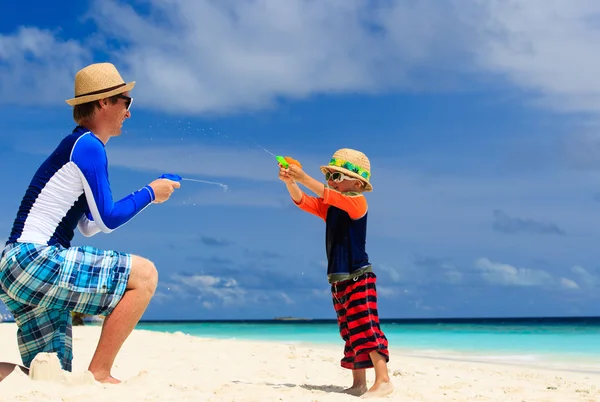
7, 126, 155, 249
293, 187, 372, 283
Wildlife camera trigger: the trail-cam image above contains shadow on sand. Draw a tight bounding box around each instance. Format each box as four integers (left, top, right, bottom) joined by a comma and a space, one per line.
231, 380, 346, 394
300, 384, 347, 393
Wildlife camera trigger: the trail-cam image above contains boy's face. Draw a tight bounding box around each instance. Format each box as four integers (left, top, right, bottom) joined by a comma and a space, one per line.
325, 169, 365, 192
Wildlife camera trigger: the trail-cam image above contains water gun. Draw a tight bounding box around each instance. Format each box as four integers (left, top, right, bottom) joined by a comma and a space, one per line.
159, 173, 182, 181
276, 156, 302, 168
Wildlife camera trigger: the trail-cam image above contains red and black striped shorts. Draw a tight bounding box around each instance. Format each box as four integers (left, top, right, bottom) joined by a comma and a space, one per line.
331, 272, 389, 370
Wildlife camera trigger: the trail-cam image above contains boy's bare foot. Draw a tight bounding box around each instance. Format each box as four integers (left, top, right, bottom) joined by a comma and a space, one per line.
342, 384, 368, 396
360, 381, 394, 398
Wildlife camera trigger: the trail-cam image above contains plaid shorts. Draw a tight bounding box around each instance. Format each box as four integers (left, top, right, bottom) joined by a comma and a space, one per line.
0, 241, 132, 372
332, 272, 389, 370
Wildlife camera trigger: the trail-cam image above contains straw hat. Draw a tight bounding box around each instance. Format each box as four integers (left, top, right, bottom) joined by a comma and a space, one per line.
65, 63, 135, 106
320, 148, 373, 192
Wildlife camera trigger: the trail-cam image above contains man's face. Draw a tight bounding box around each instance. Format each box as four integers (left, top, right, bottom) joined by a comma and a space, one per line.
105, 91, 132, 136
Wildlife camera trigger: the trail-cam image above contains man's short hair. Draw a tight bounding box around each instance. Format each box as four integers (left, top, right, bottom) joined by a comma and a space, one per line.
72, 94, 122, 125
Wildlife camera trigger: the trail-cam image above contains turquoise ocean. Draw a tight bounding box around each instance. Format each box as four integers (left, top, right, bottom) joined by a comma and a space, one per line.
134, 317, 600, 373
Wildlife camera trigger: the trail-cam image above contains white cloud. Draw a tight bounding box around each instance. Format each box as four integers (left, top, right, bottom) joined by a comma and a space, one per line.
0, 27, 91, 105
169, 273, 247, 306
474, 258, 554, 287
375, 286, 398, 298
375, 255, 465, 287
2, 1, 600, 116
311, 288, 330, 299
163, 273, 302, 308
559, 277, 579, 290
473, 0, 600, 114
87, 0, 475, 115
571, 265, 598, 288
279, 292, 295, 305
150, 291, 173, 305
377, 264, 402, 283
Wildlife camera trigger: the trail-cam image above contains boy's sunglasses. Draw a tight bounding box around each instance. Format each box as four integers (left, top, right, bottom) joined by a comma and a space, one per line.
324, 171, 358, 182
117, 94, 133, 111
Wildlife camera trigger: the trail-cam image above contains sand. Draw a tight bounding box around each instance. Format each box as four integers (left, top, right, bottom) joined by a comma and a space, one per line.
1, 323, 599, 401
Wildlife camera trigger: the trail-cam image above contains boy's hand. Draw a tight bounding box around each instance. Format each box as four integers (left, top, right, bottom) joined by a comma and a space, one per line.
286, 164, 307, 183
278, 164, 295, 184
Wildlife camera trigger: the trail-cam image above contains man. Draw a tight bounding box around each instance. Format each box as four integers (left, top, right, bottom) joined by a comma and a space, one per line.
0, 62, 180, 384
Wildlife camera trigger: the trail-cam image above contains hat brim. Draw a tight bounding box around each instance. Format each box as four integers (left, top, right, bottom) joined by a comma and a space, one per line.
320, 165, 373, 192
65, 81, 136, 106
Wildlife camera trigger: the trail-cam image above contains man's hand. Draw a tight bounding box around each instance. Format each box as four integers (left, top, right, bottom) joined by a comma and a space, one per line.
149, 179, 181, 203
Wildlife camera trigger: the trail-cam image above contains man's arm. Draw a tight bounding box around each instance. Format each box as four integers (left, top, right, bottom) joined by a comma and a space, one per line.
71, 134, 156, 234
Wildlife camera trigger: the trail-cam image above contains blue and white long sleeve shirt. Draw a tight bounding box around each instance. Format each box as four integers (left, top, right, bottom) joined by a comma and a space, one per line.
7, 126, 155, 248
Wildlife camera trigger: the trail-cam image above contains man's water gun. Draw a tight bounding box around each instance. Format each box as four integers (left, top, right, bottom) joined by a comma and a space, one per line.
160, 173, 182, 181
276, 156, 302, 168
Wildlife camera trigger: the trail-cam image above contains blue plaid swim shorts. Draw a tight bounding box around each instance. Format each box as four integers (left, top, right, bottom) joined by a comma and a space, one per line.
0, 241, 132, 372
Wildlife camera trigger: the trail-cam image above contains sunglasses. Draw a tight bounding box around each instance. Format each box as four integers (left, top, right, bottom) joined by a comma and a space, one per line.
324, 171, 358, 182
117, 94, 133, 111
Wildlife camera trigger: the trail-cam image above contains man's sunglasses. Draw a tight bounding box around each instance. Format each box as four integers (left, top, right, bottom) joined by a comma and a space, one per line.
117, 94, 133, 111
324, 171, 358, 182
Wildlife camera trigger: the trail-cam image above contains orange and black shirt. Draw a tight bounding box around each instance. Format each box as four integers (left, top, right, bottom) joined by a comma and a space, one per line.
294, 187, 371, 283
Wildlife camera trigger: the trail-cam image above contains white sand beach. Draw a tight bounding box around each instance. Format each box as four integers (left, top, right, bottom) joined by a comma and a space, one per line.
1, 323, 599, 401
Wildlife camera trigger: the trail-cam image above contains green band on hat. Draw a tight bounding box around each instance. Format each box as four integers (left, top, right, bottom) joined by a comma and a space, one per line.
328, 158, 371, 180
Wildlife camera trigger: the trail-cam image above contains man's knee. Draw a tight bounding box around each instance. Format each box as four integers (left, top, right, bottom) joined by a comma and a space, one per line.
128, 255, 158, 295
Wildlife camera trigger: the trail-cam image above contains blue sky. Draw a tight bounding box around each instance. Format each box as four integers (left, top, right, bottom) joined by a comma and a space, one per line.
2, 0, 600, 320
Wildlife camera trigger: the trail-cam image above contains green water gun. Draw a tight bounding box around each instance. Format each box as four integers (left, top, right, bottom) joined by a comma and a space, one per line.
276, 156, 289, 168
276, 156, 302, 168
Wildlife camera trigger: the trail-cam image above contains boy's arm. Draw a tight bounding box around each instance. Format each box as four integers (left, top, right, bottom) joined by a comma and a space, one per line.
286, 181, 329, 220
321, 188, 367, 220
299, 175, 326, 198
286, 181, 304, 203
296, 172, 366, 220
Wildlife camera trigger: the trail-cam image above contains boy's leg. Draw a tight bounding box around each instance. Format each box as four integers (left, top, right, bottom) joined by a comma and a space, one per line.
369, 351, 390, 379
332, 282, 368, 396
87, 255, 157, 383
344, 272, 393, 398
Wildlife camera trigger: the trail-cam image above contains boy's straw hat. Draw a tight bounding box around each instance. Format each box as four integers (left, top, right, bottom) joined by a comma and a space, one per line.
65, 63, 135, 106
320, 148, 373, 192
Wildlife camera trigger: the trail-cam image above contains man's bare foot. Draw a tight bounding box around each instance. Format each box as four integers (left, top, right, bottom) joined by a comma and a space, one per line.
0, 362, 29, 383
342, 384, 368, 397
93, 373, 121, 384
361, 381, 394, 398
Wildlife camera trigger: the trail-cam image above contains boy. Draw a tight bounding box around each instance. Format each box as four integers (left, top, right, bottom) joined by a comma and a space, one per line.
279, 148, 393, 398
